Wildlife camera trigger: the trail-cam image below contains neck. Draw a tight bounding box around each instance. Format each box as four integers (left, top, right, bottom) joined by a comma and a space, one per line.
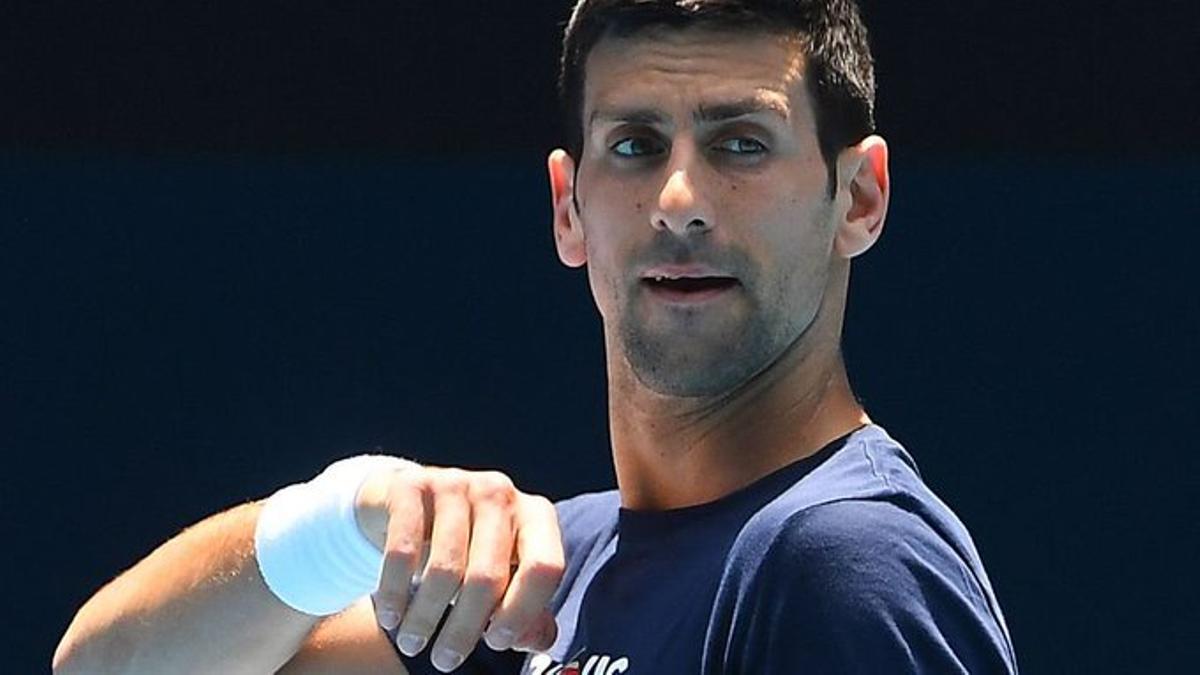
606, 267, 868, 511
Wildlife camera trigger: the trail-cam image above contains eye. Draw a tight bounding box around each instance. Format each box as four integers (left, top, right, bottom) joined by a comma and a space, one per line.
610, 136, 665, 158
714, 137, 767, 154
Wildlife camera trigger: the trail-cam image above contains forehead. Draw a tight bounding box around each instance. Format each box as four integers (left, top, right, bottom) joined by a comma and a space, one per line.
582, 25, 810, 121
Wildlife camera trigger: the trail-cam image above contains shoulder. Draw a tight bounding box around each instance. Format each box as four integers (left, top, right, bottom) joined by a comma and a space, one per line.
727, 425, 958, 590
729, 444, 1002, 633
768, 498, 948, 564
711, 423, 1021, 672
735, 498, 970, 604
730, 424, 996, 604
713, 499, 1017, 673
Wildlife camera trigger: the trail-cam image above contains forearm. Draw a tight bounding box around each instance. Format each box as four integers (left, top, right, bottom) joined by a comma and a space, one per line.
54, 501, 320, 674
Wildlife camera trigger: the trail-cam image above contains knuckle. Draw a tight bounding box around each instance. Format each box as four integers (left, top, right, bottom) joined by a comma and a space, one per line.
383, 544, 421, 567
387, 462, 417, 482
519, 493, 558, 520
521, 558, 565, 585
473, 471, 516, 504
463, 569, 509, 597
423, 561, 466, 585
389, 465, 425, 490
480, 470, 515, 491
434, 468, 470, 495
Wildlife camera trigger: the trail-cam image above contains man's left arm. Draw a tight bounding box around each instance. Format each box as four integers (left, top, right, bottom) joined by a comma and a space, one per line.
711, 499, 1018, 674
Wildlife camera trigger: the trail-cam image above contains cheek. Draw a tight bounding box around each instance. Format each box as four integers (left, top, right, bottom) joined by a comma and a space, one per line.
579, 178, 649, 314
754, 198, 836, 304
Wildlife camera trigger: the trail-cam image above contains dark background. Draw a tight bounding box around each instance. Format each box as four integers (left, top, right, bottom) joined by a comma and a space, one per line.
4, 1, 1198, 672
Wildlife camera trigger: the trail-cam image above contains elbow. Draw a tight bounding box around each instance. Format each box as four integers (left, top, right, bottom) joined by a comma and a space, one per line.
52, 631, 89, 675
53, 615, 132, 675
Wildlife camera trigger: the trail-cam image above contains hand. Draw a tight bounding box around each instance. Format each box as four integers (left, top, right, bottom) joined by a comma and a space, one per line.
355, 465, 564, 672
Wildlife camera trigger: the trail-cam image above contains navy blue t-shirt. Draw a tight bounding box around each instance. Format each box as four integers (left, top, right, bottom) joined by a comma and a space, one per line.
390, 424, 1018, 673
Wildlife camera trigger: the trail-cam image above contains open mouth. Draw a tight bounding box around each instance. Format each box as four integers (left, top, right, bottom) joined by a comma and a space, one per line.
642, 276, 739, 301
645, 276, 738, 292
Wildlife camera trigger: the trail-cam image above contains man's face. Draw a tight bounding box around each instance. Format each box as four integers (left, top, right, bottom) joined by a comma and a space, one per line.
565, 26, 843, 398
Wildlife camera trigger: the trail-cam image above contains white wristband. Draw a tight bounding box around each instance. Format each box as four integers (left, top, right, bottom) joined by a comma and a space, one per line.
254, 454, 419, 616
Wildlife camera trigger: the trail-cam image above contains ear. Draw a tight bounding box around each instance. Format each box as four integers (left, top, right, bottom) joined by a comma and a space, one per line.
833, 135, 890, 259
548, 148, 586, 268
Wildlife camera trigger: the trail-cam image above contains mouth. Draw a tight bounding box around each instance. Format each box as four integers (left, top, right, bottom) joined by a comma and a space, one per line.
641, 275, 740, 303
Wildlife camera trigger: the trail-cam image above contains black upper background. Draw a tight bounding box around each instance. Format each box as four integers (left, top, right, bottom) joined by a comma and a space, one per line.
3, 1, 1198, 158
4, 1, 1198, 672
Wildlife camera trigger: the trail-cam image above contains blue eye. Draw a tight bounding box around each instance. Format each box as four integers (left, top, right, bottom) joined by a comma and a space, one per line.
611, 137, 665, 157
715, 137, 767, 154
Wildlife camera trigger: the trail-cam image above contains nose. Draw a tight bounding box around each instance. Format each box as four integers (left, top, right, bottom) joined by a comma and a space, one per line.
650, 148, 714, 235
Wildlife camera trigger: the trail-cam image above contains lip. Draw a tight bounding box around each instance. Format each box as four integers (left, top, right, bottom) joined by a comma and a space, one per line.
643, 281, 737, 304
638, 262, 741, 305
640, 264, 735, 281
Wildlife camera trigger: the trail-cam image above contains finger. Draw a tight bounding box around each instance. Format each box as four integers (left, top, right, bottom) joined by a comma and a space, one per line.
372, 474, 429, 630
431, 471, 517, 671
483, 493, 564, 652
511, 609, 558, 653
395, 471, 470, 658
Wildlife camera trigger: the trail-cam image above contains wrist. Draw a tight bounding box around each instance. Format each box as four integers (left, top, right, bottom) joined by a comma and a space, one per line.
253, 454, 419, 616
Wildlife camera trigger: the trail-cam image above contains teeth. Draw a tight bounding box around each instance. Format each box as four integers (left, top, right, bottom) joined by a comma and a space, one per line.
649, 274, 728, 283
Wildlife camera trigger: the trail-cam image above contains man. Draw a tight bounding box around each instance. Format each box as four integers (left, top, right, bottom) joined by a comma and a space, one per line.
55, 1, 1018, 673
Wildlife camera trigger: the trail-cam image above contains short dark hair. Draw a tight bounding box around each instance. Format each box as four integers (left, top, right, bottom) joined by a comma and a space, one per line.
558, 0, 876, 182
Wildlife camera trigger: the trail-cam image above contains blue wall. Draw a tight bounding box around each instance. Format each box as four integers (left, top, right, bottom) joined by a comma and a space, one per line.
6, 154, 1197, 672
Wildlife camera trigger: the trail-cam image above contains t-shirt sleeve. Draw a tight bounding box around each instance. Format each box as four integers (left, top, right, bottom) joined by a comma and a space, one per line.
713, 499, 1017, 674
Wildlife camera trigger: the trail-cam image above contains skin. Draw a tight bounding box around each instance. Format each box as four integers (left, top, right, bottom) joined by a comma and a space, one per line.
356, 467, 563, 670
53, 24, 889, 675
548, 25, 890, 510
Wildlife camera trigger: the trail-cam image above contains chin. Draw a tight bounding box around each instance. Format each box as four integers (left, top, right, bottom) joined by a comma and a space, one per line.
629, 350, 756, 398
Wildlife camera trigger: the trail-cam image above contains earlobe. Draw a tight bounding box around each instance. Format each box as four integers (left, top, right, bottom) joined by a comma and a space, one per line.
548, 149, 587, 268
833, 135, 890, 259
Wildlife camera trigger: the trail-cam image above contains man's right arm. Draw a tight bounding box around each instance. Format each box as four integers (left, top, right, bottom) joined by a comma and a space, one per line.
53, 464, 564, 674
53, 500, 331, 674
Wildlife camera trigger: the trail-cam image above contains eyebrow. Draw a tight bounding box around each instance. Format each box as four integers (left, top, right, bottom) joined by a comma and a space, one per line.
697, 96, 790, 123
589, 96, 790, 128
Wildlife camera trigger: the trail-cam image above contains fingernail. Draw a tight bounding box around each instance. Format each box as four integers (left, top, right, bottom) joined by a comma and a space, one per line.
486, 627, 515, 650
432, 647, 464, 671
396, 633, 426, 656
377, 609, 399, 629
